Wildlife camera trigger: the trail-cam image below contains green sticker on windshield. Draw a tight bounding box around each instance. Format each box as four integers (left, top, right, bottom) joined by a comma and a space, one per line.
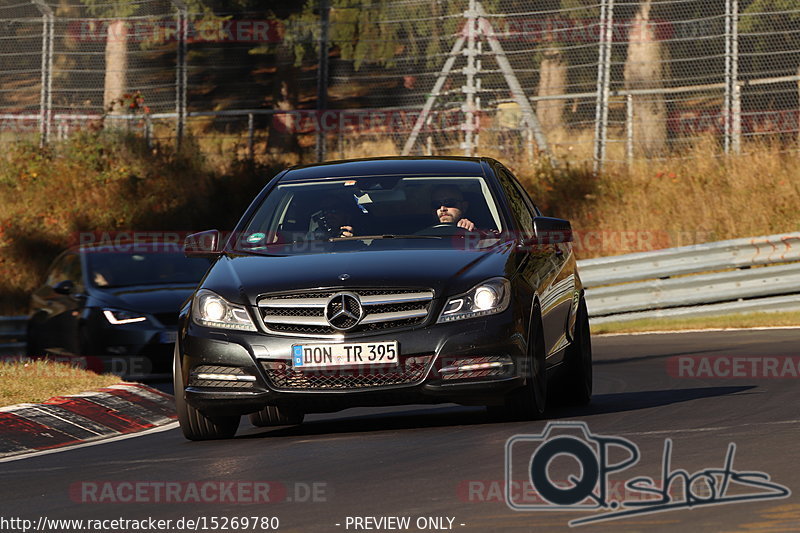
246, 232, 265, 244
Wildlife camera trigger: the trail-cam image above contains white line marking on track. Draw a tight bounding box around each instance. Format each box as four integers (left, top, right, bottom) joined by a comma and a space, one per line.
0, 421, 179, 463
595, 326, 800, 337
622, 419, 800, 437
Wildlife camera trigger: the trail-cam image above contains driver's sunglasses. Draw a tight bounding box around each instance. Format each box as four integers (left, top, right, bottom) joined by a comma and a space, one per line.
431, 197, 461, 209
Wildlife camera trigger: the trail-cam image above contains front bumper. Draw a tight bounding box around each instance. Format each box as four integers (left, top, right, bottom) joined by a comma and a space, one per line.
178, 309, 528, 416
81, 310, 177, 375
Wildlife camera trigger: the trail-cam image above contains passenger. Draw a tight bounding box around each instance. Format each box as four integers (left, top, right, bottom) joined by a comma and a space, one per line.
308, 197, 356, 238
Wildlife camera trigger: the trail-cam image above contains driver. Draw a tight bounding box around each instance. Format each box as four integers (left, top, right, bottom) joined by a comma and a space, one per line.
308, 197, 355, 238
431, 185, 476, 231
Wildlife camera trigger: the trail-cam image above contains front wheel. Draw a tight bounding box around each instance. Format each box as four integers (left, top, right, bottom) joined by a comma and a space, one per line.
173, 345, 240, 441
554, 296, 592, 406
490, 310, 547, 421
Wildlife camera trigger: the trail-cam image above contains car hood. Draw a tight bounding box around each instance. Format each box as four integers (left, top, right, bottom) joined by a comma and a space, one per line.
91, 284, 197, 314
203, 240, 518, 304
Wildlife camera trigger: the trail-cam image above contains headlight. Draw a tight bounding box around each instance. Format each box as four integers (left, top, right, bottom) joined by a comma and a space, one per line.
103, 309, 147, 325
438, 278, 511, 323
192, 289, 257, 331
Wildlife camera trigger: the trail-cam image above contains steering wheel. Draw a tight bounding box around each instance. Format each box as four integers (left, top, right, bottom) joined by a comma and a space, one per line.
414, 223, 472, 236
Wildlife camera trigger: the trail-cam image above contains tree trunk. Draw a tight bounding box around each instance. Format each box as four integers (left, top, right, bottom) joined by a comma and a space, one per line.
103, 19, 128, 114
537, 49, 567, 134
536, 18, 567, 135
267, 46, 299, 156
624, 0, 667, 156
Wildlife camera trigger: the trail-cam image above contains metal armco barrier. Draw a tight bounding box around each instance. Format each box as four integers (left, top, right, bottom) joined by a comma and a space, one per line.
0, 315, 26, 357
578, 232, 800, 324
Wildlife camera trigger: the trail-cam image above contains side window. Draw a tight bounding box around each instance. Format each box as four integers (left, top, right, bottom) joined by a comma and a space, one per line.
46, 254, 69, 287
65, 254, 84, 290
46, 254, 82, 288
496, 168, 535, 238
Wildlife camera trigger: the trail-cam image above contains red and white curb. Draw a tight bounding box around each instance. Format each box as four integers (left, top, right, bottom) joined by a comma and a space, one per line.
0, 383, 176, 458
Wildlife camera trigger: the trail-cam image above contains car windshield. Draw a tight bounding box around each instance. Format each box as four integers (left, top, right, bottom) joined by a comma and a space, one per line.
86, 251, 211, 289
236, 176, 505, 252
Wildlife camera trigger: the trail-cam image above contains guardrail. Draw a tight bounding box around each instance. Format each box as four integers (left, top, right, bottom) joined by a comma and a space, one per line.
0, 315, 26, 357
578, 232, 800, 324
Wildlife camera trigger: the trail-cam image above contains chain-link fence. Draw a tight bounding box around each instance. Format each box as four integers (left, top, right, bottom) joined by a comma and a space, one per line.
1, 0, 799, 167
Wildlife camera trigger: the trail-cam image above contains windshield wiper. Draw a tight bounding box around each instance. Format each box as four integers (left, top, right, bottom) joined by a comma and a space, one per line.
330, 234, 444, 241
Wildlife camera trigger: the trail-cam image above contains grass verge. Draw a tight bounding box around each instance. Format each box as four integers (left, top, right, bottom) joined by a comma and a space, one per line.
0, 359, 122, 406
591, 310, 800, 335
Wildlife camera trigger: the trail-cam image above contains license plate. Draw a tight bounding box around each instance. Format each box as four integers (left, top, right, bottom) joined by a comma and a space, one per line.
159, 330, 177, 344
292, 341, 399, 369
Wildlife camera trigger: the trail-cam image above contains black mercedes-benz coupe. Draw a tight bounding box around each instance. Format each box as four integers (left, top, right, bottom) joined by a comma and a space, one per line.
175, 156, 591, 440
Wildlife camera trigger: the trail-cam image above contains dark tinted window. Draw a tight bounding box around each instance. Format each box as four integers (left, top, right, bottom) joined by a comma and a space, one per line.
237, 176, 505, 251
46, 253, 82, 289
85, 252, 210, 289
495, 168, 535, 238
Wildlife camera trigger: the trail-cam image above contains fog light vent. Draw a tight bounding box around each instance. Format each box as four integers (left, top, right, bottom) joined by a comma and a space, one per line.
189, 365, 256, 388
439, 355, 513, 380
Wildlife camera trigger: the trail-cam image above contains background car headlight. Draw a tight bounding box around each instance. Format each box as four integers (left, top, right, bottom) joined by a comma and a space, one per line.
103, 309, 147, 325
192, 289, 257, 331
438, 278, 511, 322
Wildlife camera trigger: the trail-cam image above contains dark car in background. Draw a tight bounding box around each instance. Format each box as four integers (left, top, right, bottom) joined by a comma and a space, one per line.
27, 241, 211, 377
175, 157, 592, 440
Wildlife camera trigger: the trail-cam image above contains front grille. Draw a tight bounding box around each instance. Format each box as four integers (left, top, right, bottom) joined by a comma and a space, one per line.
258, 288, 434, 336
189, 365, 255, 389
261, 355, 433, 390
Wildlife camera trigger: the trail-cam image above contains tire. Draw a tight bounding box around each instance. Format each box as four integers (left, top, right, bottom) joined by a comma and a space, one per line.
249, 406, 304, 427
173, 345, 240, 441
556, 296, 592, 406
25, 321, 42, 358
491, 308, 547, 421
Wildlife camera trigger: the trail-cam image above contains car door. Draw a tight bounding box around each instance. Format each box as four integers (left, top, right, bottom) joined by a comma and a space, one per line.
494, 165, 576, 360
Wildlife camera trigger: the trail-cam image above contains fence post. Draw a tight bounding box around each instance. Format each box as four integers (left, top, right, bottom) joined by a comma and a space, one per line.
31, 0, 53, 147
593, 0, 613, 173
732, 82, 742, 153
144, 115, 152, 148
316, 0, 330, 163
171, 0, 188, 151
247, 112, 254, 160
724, 0, 740, 154
463, 0, 479, 157
731, 0, 740, 153
626, 94, 634, 166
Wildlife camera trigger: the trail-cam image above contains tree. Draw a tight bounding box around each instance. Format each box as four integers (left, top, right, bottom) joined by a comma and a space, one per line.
523, 1, 599, 134
624, 0, 667, 156
79, 0, 212, 114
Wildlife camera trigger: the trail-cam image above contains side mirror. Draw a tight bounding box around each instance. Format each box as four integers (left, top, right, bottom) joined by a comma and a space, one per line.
532, 217, 573, 244
53, 279, 75, 295
184, 230, 223, 258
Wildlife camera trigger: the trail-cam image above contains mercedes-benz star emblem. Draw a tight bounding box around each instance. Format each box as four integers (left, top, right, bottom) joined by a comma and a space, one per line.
338, 273, 350, 281
325, 292, 363, 331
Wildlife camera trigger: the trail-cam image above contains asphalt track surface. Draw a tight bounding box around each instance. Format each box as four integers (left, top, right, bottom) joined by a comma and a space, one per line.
1, 329, 798, 533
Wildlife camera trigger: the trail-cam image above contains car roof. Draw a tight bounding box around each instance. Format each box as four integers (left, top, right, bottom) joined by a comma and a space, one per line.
280, 156, 497, 182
